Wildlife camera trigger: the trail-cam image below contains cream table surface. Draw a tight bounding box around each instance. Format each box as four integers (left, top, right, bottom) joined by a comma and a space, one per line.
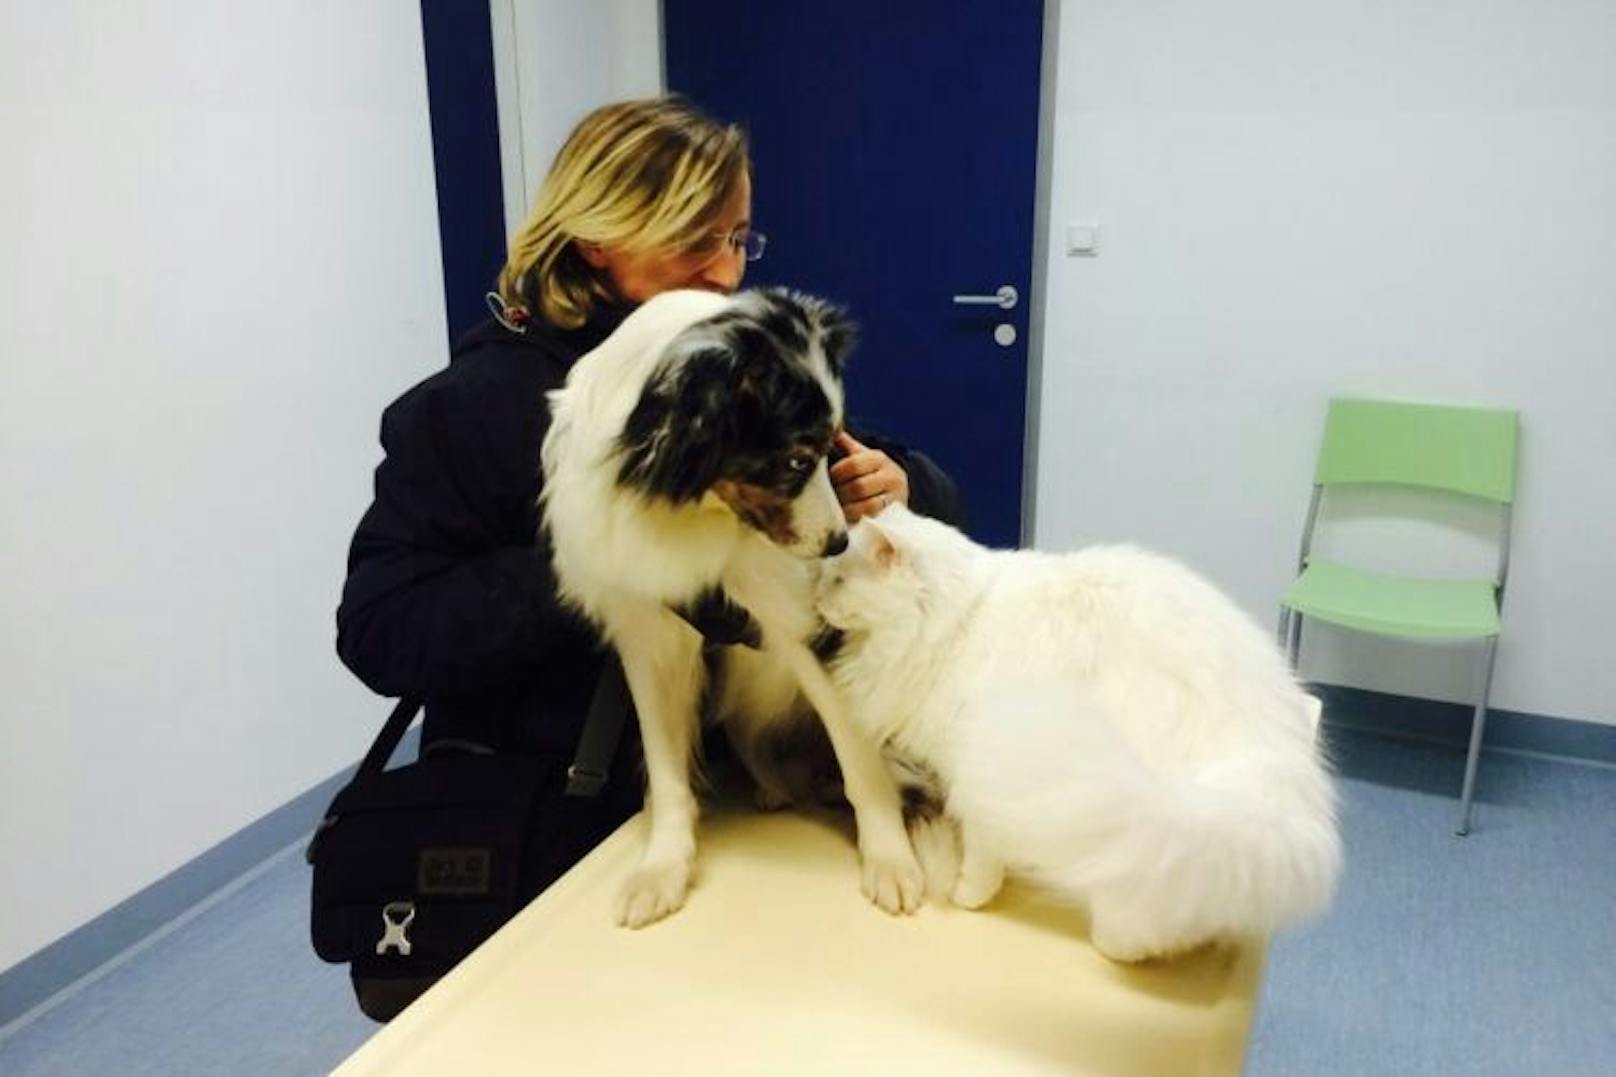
334, 796, 1266, 1077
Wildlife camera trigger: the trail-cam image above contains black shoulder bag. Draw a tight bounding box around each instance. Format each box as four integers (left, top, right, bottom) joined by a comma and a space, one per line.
307, 657, 633, 1021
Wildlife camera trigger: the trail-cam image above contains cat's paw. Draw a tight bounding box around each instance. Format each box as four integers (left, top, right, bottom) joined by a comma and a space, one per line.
615, 856, 693, 928
860, 847, 925, 915
1089, 912, 1205, 964
1090, 929, 1157, 964
950, 869, 1003, 910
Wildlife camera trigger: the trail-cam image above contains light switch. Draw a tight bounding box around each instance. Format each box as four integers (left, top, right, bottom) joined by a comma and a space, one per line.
1066, 222, 1100, 256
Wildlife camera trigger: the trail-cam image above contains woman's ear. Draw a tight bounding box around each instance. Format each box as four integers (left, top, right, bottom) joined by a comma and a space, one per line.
576, 241, 610, 269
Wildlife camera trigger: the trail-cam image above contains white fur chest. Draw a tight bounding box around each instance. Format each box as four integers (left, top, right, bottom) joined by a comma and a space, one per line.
828, 621, 959, 758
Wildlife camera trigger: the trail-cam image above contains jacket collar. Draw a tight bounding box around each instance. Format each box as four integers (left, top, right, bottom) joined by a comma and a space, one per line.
452, 299, 635, 366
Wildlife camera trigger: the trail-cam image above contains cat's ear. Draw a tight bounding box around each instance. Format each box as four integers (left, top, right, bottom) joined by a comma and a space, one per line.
864, 520, 901, 568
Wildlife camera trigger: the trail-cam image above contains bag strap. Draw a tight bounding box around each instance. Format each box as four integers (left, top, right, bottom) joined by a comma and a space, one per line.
306, 657, 632, 864
564, 652, 632, 797
355, 696, 424, 778
333, 650, 630, 798
305, 695, 421, 864
351, 651, 630, 794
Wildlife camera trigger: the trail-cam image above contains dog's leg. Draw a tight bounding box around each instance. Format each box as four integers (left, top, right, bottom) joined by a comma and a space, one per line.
721, 720, 795, 811
711, 649, 803, 810
608, 606, 706, 928
776, 640, 924, 915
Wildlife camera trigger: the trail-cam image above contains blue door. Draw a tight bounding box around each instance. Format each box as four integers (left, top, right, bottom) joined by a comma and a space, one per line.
665, 2, 1045, 548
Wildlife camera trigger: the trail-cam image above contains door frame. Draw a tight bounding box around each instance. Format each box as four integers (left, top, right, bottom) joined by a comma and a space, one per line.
486, 0, 666, 228
1022, 0, 1061, 546
479, 0, 1061, 546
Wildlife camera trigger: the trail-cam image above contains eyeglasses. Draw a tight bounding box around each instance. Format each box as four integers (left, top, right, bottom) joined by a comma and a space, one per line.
687, 229, 768, 263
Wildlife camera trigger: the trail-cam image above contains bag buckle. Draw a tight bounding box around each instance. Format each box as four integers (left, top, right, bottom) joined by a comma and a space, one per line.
564, 763, 608, 798
376, 901, 416, 957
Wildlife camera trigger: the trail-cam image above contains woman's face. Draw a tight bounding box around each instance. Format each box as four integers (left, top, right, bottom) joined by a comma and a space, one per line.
581, 172, 753, 302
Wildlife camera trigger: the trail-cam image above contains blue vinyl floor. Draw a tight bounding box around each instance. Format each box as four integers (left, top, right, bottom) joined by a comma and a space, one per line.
2, 726, 1612, 1076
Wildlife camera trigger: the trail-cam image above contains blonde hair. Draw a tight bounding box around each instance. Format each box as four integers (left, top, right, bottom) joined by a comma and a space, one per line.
496, 97, 750, 329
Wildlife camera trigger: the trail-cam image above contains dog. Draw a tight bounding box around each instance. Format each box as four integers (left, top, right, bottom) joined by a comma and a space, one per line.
540, 287, 924, 927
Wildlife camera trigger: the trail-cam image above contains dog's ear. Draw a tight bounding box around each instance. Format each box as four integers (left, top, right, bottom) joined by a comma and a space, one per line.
614, 345, 736, 502
815, 302, 858, 377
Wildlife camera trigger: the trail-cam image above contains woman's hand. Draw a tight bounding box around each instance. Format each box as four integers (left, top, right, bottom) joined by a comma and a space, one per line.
831, 431, 908, 523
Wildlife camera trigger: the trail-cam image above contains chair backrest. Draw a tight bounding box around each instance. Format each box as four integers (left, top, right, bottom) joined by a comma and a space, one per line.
1314, 398, 1519, 504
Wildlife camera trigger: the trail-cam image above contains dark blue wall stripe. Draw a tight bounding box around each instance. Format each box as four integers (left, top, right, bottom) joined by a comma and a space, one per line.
1314, 683, 1616, 766
4, 680, 1610, 1032
419, 0, 507, 343
0, 729, 422, 1031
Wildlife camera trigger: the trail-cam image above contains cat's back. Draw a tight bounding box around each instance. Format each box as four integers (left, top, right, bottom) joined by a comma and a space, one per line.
975, 543, 1233, 626
952, 546, 1156, 670
1026, 544, 1261, 632
972, 542, 1297, 713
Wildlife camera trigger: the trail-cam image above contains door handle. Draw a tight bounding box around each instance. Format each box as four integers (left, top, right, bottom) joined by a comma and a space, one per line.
952, 285, 1018, 310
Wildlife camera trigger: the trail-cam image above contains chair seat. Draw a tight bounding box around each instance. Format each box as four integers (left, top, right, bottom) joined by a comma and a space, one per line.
1282, 560, 1500, 640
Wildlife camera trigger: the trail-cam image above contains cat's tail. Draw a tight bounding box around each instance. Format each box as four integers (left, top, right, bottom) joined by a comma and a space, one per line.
948, 683, 1342, 938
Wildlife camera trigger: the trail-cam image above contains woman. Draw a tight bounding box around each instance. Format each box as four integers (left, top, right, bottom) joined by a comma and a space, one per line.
336, 96, 962, 902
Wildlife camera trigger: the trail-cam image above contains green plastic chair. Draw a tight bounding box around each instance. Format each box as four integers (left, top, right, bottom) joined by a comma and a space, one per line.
1279, 398, 1519, 836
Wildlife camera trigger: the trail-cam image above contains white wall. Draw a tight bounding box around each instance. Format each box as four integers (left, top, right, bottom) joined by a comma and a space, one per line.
0, 2, 447, 971
1035, 2, 1616, 725
489, 0, 663, 227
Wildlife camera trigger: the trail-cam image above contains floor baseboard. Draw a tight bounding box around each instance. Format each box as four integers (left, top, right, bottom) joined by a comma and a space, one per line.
5, 688, 1609, 1032
1311, 683, 1616, 766
0, 727, 420, 1032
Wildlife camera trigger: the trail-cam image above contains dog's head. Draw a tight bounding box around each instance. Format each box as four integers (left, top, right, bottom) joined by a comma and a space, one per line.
614, 287, 856, 558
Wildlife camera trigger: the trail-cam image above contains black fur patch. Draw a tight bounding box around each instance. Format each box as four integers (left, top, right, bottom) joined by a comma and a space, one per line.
671, 587, 763, 649
613, 289, 855, 508
615, 345, 741, 502
809, 623, 846, 661
814, 309, 857, 377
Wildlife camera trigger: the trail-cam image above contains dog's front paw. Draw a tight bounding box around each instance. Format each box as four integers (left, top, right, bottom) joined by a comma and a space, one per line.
615, 857, 693, 928
859, 846, 925, 916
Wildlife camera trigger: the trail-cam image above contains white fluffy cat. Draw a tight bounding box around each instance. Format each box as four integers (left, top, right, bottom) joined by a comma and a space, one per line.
815, 506, 1342, 962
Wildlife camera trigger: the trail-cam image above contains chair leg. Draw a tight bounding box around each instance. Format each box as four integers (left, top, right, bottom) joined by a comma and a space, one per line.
1277, 607, 1293, 653
1287, 612, 1304, 672
1455, 636, 1500, 837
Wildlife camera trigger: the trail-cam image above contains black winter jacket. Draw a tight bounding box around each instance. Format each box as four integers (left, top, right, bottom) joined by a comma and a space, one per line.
336, 306, 963, 761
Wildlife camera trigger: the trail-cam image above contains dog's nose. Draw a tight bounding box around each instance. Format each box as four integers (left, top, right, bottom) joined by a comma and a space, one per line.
821, 531, 849, 558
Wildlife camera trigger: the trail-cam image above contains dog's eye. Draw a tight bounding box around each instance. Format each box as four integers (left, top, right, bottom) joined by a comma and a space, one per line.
786, 451, 816, 474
